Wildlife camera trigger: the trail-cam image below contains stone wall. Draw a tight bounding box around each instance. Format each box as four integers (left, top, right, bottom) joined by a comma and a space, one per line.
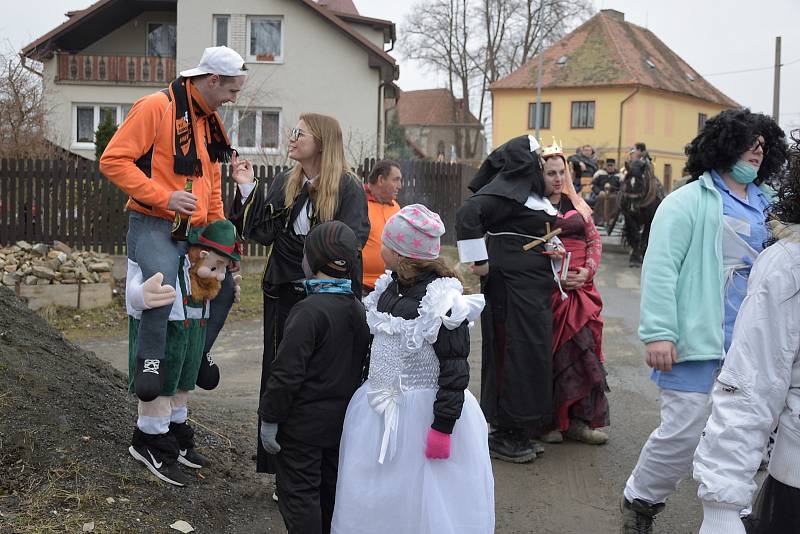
0, 241, 113, 288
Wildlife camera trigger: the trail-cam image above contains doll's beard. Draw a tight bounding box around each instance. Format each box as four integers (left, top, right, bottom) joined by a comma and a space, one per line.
189, 264, 223, 301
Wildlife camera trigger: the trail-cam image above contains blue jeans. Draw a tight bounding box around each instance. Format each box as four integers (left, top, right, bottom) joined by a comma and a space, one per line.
127, 211, 234, 360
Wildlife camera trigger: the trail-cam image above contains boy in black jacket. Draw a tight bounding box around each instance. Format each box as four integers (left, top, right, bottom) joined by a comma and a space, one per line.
259, 220, 370, 534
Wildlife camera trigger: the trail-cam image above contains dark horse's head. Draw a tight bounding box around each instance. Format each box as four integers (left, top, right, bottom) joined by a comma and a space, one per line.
622, 159, 649, 195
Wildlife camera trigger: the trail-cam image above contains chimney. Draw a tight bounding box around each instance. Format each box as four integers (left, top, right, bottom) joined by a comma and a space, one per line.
600, 9, 625, 21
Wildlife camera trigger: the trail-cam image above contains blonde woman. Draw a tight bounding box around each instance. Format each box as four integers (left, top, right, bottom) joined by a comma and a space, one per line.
230, 113, 370, 474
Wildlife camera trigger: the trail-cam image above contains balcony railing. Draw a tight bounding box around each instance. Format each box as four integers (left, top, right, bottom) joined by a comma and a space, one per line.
56, 53, 175, 86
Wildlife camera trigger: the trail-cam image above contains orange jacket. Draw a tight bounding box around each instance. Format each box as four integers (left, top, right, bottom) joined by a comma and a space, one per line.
362, 185, 400, 290
99, 85, 224, 226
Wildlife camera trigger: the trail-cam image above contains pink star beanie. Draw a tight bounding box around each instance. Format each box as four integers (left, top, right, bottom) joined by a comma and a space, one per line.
381, 204, 444, 260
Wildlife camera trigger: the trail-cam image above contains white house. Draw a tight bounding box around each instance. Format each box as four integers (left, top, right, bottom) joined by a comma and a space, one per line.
21, 0, 398, 163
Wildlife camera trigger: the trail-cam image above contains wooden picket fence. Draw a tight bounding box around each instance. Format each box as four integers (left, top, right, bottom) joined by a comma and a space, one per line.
0, 158, 476, 255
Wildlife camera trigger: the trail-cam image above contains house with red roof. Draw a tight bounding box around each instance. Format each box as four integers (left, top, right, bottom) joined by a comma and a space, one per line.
490, 9, 737, 190
394, 88, 485, 163
21, 0, 398, 162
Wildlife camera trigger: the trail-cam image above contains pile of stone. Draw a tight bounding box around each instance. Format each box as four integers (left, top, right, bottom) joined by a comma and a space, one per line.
0, 241, 113, 287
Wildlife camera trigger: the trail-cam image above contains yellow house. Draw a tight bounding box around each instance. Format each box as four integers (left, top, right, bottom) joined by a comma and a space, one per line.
490, 9, 738, 191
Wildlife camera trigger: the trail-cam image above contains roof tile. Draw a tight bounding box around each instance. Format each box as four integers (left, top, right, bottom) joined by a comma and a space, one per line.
397, 89, 481, 126
316, 0, 359, 16
490, 10, 737, 108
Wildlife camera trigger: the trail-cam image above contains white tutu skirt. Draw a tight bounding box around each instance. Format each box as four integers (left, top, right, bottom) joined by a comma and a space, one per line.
332, 384, 495, 533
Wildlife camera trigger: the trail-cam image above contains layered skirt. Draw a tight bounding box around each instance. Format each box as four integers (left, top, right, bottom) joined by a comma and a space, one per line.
332, 384, 495, 533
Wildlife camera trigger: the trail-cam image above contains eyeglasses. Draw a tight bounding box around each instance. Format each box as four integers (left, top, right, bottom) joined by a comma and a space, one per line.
749, 138, 767, 154
288, 127, 317, 142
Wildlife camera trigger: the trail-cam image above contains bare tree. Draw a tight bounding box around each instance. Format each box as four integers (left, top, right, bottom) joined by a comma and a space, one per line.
0, 52, 56, 159
498, 0, 594, 74
343, 128, 377, 170
402, 0, 593, 157
403, 0, 483, 160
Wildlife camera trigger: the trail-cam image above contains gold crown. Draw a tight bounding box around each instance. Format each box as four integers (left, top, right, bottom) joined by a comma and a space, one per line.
540, 137, 564, 158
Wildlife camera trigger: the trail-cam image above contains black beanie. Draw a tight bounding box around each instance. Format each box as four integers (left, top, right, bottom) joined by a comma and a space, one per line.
303, 221, 359, 278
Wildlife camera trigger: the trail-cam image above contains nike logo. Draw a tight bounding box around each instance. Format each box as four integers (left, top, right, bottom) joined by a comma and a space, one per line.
179, 449, 187, 457
148, 450, 162, 469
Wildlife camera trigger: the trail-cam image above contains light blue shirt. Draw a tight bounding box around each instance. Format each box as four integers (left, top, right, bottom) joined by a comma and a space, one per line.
711, 171, 771, 352
651, 172, 770, 393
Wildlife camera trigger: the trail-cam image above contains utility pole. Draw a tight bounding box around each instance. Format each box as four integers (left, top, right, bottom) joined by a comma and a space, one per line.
534, 48, 544, 140
773, 36, 782, 121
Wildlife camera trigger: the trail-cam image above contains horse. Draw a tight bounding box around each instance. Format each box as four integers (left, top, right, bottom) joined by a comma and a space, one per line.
615, 159, 664, 267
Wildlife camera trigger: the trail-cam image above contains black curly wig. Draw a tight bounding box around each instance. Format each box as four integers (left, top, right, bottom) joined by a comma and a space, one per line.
684, 108, 788, 185
769, 131, 800, 226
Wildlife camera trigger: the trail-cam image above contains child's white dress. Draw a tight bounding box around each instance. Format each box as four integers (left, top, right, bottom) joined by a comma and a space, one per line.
332, 274, 495, 534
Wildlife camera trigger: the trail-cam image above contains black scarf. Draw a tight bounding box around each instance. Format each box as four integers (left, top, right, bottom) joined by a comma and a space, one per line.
168, 77, 234, 176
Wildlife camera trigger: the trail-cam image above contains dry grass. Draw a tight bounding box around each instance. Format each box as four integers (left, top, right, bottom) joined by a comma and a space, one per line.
1, 461, 143, 534
35, 300, 128, 342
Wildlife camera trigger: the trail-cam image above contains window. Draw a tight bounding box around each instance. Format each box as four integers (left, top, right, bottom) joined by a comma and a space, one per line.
698, 113, 708, 133
219, 107, 281, 152
147, 23, 176, 57
261, 112, 280, 149
528, 102, 551, 130
237, 111, 256, 148
76, 107, 95, 143
571, 101, 595, 129
72, 104, 130, 147
99, 106, 117, 125
247, 17, 283, 62
214, 15, 230, 47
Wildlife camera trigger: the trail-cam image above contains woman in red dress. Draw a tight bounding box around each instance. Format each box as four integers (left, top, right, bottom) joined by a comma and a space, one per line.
540, 142, 610, 445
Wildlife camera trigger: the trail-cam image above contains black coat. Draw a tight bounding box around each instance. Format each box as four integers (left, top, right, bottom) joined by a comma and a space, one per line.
568, 153, 598, 178
456, 193, 555, 428
260, 292, 370, 447
377, 271, 471, 434
231, 170, 370, 295
591, 171, 621, 193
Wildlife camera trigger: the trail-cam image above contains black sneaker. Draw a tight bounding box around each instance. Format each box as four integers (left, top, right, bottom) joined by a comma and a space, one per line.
179, 447, 211, 469
620, 497, 664, 534
169, 421, 211, 469
489, 430, 537, 464
134, 357, 164, 402
128, 428, 188, 487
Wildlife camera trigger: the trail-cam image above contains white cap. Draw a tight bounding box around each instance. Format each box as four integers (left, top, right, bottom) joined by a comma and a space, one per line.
180, 46, 248, 78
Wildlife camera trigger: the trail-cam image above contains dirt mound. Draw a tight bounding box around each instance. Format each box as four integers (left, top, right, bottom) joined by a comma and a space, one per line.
0, 287, 276, 533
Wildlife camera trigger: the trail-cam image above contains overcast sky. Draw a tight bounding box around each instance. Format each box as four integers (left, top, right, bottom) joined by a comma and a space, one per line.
5, 0, 800, 131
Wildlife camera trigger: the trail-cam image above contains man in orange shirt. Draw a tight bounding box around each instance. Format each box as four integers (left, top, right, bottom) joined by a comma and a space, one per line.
362, 160, 402, 295
101, 46, 256, 485
101, 48, 253, 396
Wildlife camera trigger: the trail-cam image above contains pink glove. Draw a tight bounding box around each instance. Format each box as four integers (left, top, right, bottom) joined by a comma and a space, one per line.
425, 429, 451, 460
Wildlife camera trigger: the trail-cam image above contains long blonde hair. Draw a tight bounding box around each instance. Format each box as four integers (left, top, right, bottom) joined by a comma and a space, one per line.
284, 113, 350, 222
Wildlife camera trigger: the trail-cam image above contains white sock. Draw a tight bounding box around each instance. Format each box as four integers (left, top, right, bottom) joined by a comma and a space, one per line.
170, 405, 188, 424
137, 396, 171, 435
137, 415, 170, 435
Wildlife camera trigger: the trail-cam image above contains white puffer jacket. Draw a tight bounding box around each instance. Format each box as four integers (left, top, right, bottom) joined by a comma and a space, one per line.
693, 222, 800, 533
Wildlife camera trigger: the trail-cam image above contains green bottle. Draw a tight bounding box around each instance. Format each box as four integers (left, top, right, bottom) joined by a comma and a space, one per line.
171, 179, 193, 241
